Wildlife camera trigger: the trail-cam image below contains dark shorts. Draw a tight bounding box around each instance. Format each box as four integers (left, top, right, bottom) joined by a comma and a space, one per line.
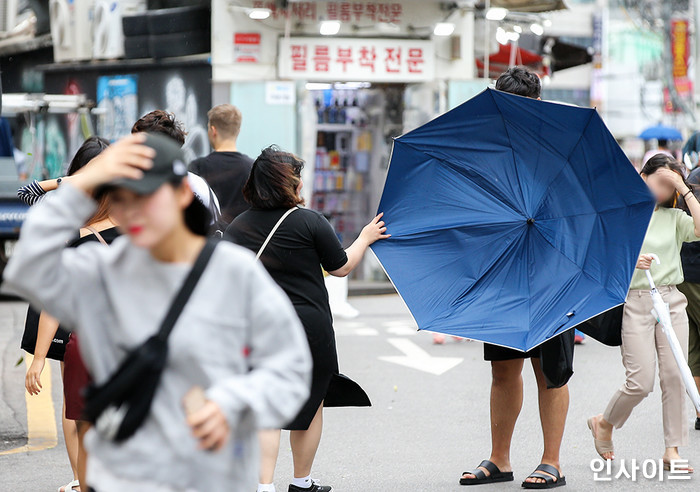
483, 343, 540, 361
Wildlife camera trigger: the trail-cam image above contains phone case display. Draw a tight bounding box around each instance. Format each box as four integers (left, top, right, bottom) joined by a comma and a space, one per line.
311, 89, 374, 246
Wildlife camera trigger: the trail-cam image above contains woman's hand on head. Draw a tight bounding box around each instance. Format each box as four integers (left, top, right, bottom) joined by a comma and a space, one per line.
359, 212, 391, 246
186, 400, 230, 452
70, 134, 155, 193
656, 168, 688, 193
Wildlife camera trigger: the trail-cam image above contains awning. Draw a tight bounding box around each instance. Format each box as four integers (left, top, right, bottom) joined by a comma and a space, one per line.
543, 37, 592, 72
475, 43, 543, 79
487, 0, 568, 12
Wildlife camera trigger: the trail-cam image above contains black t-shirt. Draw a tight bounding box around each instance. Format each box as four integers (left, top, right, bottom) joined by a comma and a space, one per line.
224, 208, 348, 328
189, 151, 254, 226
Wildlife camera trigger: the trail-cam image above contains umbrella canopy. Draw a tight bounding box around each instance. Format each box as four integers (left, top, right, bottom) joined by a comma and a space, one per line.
639, 125, 682, 141
372, 88, 655, 351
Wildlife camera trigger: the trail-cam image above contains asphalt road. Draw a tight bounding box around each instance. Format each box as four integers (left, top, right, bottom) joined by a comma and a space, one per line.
1, 296, 699, 491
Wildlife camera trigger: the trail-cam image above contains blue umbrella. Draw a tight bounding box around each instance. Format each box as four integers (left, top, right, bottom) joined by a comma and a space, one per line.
372, 88, 655, 351
639, 125, 682, 141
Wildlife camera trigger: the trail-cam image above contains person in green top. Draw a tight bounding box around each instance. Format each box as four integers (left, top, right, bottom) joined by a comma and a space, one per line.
588, 154, 700, 473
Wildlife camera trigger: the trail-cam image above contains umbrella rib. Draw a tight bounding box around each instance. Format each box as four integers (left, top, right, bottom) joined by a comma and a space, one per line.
531, 110, 598, 219
531, 217, 626, 302
489, 90, 529, 215
490, 91, 584, 162
396, 140, 525, 219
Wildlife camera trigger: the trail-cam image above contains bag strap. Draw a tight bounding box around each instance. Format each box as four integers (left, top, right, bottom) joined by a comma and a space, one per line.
256, 207, 298, 260
156, 239, 218, 341
85, 226, 108, 246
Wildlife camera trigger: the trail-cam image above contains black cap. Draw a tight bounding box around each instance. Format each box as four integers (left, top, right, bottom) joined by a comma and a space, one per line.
107, 133, 188, 195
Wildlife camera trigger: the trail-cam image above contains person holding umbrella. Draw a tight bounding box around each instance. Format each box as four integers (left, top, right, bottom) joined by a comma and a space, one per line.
458, 67, 572, 489
372, 64, 654, 489
588, 154, 700, 472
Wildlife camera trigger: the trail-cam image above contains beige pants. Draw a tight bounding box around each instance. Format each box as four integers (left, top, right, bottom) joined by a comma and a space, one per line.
603, 286, 689, 448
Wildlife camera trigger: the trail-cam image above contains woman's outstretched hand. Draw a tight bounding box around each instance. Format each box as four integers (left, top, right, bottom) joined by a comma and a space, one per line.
359, 212, 391, 246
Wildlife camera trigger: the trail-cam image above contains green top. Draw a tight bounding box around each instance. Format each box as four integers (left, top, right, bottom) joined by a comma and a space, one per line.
630, 207, 700, 290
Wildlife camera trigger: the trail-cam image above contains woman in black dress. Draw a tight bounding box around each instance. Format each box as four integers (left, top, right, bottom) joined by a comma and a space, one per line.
225, 146, 389, 492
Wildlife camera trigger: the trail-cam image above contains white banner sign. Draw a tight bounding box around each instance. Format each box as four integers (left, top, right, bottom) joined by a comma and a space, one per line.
278, 37, 434, 82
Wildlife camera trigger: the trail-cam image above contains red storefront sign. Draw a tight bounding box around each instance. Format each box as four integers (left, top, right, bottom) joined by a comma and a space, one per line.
671, 19, 692, 97
279, 38, 434, 82
234, 33, 261, 63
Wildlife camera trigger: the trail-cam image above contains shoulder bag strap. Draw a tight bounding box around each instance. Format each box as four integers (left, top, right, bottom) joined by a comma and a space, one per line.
85, 226, 108, 246
156, 239, 218, 341
256, 207, 298, 260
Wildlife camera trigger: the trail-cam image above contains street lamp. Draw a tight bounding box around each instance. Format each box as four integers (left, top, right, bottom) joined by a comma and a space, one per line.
486, 7, 508, 21
320, 20, 341, 36
247, 8, 271, 20
433, 22, 455, 36
530, 23, 544, 36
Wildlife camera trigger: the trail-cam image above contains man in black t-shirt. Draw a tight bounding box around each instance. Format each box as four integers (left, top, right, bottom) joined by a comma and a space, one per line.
189, 104, 254, 226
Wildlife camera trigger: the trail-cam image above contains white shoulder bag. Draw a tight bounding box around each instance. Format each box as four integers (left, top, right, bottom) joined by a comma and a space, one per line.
256, 207, 299, 260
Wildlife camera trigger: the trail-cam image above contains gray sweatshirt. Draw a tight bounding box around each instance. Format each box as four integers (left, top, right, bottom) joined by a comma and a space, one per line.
3, 184, 312, 490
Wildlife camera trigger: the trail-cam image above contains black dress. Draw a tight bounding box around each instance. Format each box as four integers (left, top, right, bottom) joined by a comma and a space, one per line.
225, 207, 356, 430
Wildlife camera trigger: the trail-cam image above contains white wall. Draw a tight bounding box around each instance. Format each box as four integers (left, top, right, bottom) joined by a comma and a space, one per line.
212, 0, 476, 83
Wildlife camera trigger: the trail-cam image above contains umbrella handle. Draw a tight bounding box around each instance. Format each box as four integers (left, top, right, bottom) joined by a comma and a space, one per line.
643, 253, 661, 290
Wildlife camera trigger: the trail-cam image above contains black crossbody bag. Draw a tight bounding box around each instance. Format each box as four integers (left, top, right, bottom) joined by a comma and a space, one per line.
82, 240, 218, 442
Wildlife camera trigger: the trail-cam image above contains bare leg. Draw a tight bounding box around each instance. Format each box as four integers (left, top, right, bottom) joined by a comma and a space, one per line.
76, 421, 90, 491
259, 429, 282, 484
59, 362, 79, 492
290, 403, 324, 479
523, 359, 568, 484
695, 377, 700, 418
462, 359, 524, 480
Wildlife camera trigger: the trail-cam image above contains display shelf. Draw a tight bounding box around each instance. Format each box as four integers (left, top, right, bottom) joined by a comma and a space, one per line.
316, 124, 356, 132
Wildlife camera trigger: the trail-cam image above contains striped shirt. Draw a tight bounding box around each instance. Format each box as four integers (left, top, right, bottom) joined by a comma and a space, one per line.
17, 180, 47, 206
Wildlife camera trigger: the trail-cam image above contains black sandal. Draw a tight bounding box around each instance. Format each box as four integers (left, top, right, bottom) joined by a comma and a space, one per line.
460, 460, 514, 486
521, 464, 566, 489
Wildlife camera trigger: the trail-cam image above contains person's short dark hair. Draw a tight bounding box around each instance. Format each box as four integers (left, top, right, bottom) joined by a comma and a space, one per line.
243, 146, 305, 210
641, 153, 690, 208
131, 110, 187, 147
657, 138, 669, 148
495, 66, 541, 99
67, 136, 109, 175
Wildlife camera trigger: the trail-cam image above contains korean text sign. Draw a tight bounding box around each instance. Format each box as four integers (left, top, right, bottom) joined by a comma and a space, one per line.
278, 38, 434, 82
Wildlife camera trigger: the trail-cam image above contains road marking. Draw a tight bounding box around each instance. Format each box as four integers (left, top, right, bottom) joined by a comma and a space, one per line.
354, 327, 379, 336
382, 320, 417, 328
0, 354, 58, 455
386, 325, 418, 336
379, 338, 464, 375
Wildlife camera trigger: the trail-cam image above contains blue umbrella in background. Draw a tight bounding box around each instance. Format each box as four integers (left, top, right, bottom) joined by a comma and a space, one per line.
639, 125, 682, 141
372, 88, 655, 351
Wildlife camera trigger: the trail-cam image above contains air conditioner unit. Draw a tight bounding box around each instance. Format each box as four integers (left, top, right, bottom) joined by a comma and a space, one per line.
49, 0, 95, 62
0, 0, 19, 35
